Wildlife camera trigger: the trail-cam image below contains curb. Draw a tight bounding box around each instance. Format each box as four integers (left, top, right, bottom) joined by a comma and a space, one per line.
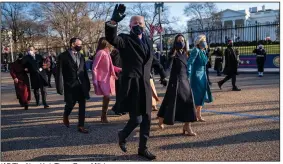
209, 70, 279, 74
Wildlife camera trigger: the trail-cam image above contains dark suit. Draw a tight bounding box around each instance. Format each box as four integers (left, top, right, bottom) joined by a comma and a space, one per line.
22, 54, 49, 105
105, 22, 159, 150
56, 50, 90, 127
220, 47, 238, 88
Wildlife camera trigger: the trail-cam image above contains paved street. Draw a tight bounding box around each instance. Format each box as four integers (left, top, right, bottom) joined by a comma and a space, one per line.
1, 72, 279, 161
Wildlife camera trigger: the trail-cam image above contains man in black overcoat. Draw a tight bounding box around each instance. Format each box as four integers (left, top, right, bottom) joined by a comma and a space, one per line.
56, 38, 91, 134
105, 4, 167, 160
22, 46, 49, 108
217, 40, 241, 91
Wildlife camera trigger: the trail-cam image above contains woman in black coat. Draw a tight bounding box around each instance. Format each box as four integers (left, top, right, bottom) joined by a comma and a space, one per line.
213, 47, 223, 76
157, 34, 197, 136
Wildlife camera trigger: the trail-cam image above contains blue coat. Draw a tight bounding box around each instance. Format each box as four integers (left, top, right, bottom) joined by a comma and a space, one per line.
187, 48, 213, 106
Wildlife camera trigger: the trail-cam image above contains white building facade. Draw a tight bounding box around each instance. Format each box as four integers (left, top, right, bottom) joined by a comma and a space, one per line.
187, 6, 279, 44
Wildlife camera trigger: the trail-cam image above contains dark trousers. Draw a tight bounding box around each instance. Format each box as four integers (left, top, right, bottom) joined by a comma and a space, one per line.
216, 69, 221, 75
220, 74, 237, 88
64, 98, 86, 127
34, 86, 47, 105
120, 112, 151, 150
47, 70, 56, 86
256, 58, 265, 72
112, 74, 122, 113
216, 64, 222, 75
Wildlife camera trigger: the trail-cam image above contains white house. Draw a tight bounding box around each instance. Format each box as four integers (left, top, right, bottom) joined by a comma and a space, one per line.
187, 5, 279, 44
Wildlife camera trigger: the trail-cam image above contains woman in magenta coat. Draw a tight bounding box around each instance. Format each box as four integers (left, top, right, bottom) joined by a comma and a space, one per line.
92, 37, 122, 123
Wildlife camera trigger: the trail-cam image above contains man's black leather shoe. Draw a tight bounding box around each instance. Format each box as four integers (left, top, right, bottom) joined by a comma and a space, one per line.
138, 149, 156, 160
118, 131, 127, 152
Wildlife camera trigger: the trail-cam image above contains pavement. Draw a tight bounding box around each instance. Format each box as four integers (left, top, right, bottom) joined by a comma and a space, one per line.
1, 72, 280, 161
209, 68, 279, 74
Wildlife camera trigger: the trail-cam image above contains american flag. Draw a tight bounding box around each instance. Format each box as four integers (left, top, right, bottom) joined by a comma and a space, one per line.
149, 24, 164, 39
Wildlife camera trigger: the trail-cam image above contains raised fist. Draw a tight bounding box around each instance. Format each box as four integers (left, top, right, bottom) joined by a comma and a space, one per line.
111, 4, 126, 23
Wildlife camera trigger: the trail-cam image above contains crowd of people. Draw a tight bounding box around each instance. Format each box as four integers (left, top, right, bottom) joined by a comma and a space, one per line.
8, 3, 268, 160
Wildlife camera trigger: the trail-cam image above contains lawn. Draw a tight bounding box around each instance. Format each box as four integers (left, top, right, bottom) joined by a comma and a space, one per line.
210, 44, 280, 55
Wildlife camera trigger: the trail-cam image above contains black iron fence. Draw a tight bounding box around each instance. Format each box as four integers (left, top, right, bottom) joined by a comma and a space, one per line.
163, 21, 279, 55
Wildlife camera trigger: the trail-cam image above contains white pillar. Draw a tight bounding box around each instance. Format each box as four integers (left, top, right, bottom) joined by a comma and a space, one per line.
232, 20, 235, 41
243, 19, 247, 41
222, 21, 225, 43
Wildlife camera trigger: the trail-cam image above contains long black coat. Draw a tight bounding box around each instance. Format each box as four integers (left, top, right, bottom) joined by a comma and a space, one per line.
105, 22, 157, 115
55, 50, 90, 103
157, 52, 197, 125
213, 49, 223, 71
223, 47, 238, 76
22, 54, 48, 89
151, 55, 167, 79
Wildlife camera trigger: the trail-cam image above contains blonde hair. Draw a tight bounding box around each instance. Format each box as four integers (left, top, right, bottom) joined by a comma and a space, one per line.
194, 34, 206, 46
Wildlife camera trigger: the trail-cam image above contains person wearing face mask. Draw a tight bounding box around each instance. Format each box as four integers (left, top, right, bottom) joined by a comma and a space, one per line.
213, 47, 223, 76
253, 44, 267, 77
56, 38, 91, 134
42, 52, 51, 76
92, 37, 122, 123
10, 53, 31, 110
105, 4, 167, 160
22, 46, 49, 108
217, 39, 241, 91
187, 35, 213, 122
157, 34, 197, 136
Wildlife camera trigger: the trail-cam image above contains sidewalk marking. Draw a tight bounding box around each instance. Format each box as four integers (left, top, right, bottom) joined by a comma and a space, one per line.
202, 109, 279, 121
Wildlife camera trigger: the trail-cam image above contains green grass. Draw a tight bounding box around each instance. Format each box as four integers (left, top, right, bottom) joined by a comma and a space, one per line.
210, 44, 280, 55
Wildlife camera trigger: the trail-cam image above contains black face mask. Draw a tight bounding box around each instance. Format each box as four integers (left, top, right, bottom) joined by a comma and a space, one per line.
175, 42, 185, 50
74, 45, 82, 52
132, 25, 143, 35
227, 44, 233, 48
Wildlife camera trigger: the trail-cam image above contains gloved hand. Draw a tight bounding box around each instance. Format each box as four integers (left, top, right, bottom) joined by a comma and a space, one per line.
160, 78, 168, 87
111, 4, 126, 23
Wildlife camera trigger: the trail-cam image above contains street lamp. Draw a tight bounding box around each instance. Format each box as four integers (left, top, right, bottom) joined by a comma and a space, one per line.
155, 2, 164, 54
7, 30, 14, 62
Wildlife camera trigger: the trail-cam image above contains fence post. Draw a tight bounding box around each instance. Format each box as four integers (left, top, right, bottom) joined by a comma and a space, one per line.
220, 24, 223, 51
255, 21, 258, 43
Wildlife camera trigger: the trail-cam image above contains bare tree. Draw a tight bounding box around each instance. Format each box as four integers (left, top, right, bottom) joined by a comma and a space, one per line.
86, 3, 115, 49
34, 2, 91, 48
32, 2, 115, 50
128, 3, 179, 43
184, 3, 221, 45
1, 3, 30, 52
